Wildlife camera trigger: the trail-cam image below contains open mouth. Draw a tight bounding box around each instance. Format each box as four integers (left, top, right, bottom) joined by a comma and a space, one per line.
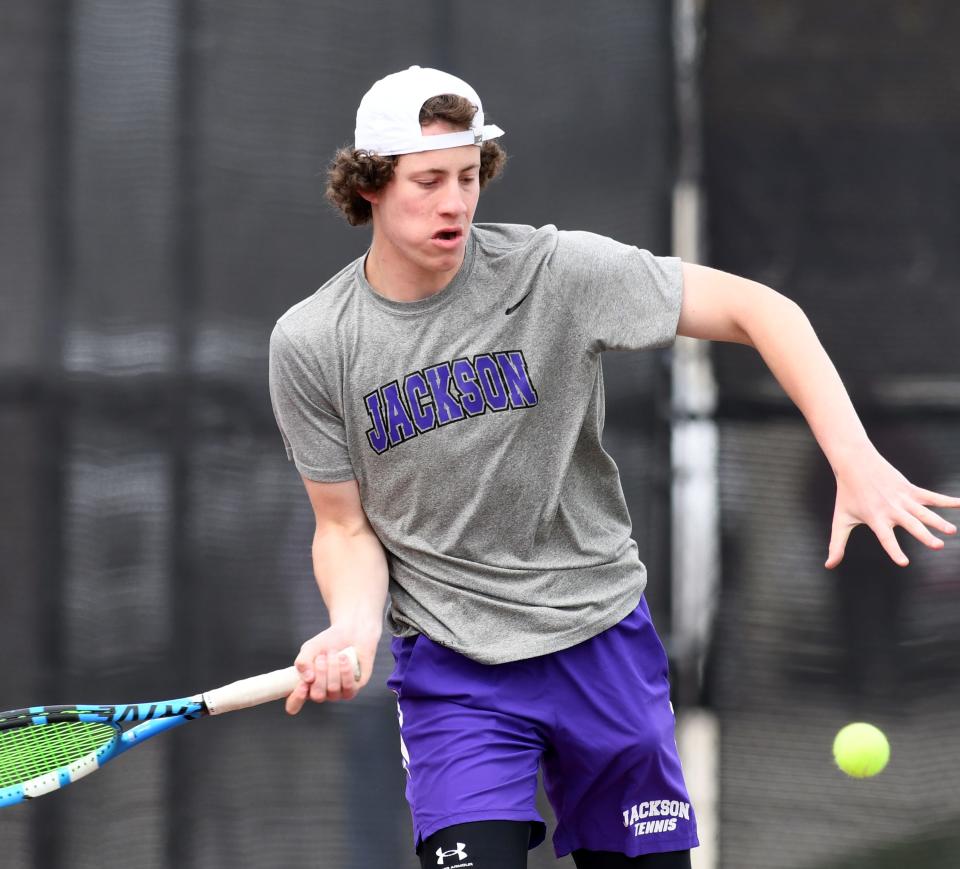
432, 229, 463, 241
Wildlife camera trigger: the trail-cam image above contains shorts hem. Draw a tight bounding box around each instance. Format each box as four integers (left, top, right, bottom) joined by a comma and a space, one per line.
415, 810, 547, 853
554, 833, 699, 859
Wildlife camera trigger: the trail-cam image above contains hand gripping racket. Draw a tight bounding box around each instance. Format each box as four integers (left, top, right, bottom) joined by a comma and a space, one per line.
0, 648, 360, 807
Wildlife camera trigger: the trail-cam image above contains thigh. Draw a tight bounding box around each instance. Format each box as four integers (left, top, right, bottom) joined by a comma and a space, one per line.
420, 821, 532, 869
572, 848, 692, 868
389, 634, 548, 852
541, 598, 699, 857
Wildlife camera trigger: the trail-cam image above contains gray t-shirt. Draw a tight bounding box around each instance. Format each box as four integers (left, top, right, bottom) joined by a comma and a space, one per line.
269, 223, 683, 664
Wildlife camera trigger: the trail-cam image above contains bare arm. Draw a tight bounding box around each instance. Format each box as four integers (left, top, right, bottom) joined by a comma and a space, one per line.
677, 262, 960, 567
285, 477, 389, 714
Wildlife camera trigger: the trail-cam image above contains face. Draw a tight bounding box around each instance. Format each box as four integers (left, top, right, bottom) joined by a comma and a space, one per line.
365, 121, 481, 280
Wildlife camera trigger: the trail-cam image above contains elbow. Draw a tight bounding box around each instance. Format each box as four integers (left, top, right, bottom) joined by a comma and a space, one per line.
738, 287, 806, 349
313, 518, 374, 547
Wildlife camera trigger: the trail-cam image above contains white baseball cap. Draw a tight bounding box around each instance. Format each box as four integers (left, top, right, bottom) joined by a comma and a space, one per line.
354, 65, 505, 156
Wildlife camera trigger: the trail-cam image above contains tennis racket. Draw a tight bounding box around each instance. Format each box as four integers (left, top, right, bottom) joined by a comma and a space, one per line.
0, 647, 360, 807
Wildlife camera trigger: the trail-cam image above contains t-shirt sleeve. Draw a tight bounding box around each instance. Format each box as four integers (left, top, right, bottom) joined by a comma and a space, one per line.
268, 322, 356, 482
548, 230, 683, 354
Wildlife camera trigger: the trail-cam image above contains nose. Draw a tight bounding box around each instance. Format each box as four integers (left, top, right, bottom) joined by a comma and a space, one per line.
437, 177, 469, 218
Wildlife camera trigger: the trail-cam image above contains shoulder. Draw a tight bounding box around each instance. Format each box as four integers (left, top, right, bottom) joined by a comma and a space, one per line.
472, 224, 650, 276
549, 229, 677, 286
273, 258, 361, 351
471, 222, 561, 261
553, 229, 637, 262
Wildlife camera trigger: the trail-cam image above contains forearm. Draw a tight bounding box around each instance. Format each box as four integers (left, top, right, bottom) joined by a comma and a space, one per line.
739, 287, 871, 471
678, 262, 959, 568
312, 525, 389, 638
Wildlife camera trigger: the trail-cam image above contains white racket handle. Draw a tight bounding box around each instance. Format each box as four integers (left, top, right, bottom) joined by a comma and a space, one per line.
202, 647, 361, 716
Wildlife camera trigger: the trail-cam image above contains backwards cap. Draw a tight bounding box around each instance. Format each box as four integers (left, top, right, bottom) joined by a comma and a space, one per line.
354, 65, 504, 156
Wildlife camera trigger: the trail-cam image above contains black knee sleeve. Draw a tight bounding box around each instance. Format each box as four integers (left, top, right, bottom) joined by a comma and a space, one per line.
419, 820, 532, 869
572, 848, 692, 869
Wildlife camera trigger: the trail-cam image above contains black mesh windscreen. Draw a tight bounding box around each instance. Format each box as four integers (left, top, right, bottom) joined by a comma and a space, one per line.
704, 0, 960, 406
705, 2, 960, 867
713, 419, 960, 869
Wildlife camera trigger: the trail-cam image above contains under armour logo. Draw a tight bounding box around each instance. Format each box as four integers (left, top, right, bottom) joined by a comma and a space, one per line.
436, 843, 468, 865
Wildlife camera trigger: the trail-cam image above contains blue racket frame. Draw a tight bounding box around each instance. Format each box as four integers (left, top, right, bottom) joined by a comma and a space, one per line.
0, 697, 207, 807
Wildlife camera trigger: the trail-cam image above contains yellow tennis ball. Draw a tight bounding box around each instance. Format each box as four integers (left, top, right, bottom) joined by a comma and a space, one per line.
832, 722, 890, 778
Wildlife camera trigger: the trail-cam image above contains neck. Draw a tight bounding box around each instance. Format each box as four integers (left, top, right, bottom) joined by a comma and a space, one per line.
364, 226, 465, 303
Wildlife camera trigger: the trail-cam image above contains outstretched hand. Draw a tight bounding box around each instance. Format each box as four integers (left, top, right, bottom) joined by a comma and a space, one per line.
826, 447, 960, 569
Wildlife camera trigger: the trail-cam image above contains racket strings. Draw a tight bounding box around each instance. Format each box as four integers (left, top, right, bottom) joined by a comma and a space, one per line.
0, 721, 117, 787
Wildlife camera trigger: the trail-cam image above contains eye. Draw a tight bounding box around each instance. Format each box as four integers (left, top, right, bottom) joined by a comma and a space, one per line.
460, 176, 478, 185
416, 181, 437, 188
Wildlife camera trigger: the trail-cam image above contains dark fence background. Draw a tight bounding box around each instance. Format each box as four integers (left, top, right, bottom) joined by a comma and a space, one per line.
704, 2, 960, 867
4, 2, 960, 868
0, 2, 674, 867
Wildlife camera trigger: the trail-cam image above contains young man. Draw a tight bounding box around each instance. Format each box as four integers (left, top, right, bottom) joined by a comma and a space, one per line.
268, 66, 960, 868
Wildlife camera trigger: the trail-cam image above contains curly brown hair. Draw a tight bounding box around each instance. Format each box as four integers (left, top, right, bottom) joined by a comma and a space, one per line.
325, 94, 507, 226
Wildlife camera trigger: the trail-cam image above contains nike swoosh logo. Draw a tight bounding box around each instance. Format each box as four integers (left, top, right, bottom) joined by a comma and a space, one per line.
505, 292, 531, 315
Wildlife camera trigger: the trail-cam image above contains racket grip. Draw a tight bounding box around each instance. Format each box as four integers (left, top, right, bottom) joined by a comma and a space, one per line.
203, 647, 361, 715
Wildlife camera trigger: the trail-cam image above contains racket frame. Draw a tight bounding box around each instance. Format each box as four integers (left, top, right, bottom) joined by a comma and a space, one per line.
0, 695, 205, 806
0, 649, 359, 807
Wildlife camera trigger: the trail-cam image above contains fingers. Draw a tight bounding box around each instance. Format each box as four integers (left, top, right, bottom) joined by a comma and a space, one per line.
873, 524, 909, 567
315, 650, 356, 701
285, 679, 309, 716
888, 501, 960, 562
840, 509, 950, 571
297, 649, 359, 706
332, 651, 359, 701
310, 650, 330, 703
911, 486, 960, 510
896, 509, 945, 551
827, 464, 958, 570
286, 656, 317, 715
830, 518, 949, 568
825, 521, 854, 569
828, 492, 957, 570
907, 502, 958, 537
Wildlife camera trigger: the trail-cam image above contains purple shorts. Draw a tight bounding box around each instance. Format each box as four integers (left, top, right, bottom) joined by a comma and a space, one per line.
386, 596, 698, 858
